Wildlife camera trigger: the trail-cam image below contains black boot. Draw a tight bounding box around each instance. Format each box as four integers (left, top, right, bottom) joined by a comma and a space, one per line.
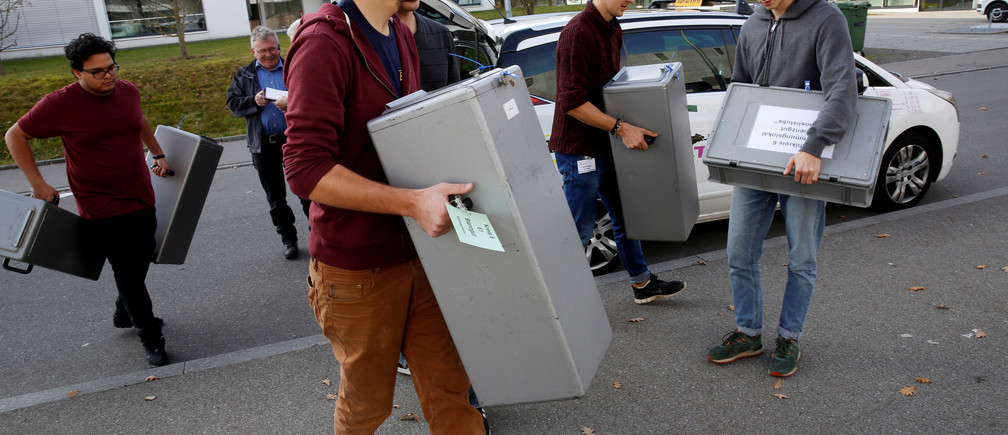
143, 337, 170, 367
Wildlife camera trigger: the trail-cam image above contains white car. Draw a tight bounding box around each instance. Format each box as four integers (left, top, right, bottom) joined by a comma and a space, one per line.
421, 3, 959, 274
978, 0, 1008, 23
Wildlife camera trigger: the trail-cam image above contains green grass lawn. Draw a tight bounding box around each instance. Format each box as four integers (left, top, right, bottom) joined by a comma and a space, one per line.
0, 35, 292, 165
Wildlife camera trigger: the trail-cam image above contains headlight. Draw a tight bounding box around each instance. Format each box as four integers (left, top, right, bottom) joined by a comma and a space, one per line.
927, 89, 958, 120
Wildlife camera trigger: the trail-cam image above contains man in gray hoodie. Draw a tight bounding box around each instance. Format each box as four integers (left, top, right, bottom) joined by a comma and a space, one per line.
706, 0, 856, 377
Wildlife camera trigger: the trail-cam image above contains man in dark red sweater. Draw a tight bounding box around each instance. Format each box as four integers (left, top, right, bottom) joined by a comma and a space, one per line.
550, 0, 686, 304
282, 0, 484, 432
5, 33, 172, 367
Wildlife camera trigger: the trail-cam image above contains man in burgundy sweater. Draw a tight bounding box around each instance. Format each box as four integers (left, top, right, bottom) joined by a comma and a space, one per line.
282, 0, 484, 432
551, 0, 686, 304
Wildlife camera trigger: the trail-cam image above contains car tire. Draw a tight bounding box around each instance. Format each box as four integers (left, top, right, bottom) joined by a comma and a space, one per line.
989, 3, 1008, 22
870, 132, 935, 212
587, 202, 619, 276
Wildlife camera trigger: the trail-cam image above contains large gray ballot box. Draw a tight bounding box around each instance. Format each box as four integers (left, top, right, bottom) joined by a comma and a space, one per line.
602, 63, 698, 241
703, 83, 892, 207
0, 190, 104, 280
148, 126, 223, 264
367, 66, 613, 406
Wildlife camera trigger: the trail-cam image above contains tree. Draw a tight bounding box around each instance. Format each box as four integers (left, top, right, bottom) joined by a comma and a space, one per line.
517, 0, 535, 16
0, 0, 26, 75
146, 0, 203, 59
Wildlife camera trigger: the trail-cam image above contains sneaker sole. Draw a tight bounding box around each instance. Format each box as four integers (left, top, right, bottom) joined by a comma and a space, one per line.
768, 352, 801, 377
706, 347, 764, 364
633, 284, 686, 305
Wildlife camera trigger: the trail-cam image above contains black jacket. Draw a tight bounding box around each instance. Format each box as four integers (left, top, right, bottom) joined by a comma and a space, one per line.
226, 59, 283, 153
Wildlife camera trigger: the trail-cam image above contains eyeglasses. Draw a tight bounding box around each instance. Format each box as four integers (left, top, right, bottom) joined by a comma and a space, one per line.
255, 47, 279, 56
80, 63, 119, 79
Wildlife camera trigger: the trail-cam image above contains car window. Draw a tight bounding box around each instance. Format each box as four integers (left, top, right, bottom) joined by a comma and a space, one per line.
623, 28, 735, 93
510, 42, 560, 101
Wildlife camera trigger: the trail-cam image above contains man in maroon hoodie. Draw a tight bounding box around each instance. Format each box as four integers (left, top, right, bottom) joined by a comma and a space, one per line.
282, 0, 484, 433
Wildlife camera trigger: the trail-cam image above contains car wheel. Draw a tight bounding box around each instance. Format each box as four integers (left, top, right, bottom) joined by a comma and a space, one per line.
587, 202, 619, 276
870, 132, 935, 211
989, 4, 1008, 23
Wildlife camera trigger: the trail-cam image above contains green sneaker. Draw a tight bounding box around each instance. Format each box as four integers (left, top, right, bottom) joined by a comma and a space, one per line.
768, 336, 801, 377
707, 330, 763, 363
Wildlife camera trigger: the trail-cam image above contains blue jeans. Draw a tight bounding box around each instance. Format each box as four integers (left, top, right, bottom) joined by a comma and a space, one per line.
555, 153, 650, 284
726, 187, 825, 340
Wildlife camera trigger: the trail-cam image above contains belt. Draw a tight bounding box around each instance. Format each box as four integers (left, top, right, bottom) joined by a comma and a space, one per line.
263, 133, 286, 144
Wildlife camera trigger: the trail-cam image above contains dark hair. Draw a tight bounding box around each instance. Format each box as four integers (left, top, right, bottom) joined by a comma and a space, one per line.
64, 33, 116, 71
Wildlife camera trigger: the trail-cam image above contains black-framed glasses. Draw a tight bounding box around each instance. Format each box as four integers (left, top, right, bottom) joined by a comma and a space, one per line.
81, 63, 119, 79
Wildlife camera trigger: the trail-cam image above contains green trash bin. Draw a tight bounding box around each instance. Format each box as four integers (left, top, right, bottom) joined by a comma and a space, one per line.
834, 1, 870, 52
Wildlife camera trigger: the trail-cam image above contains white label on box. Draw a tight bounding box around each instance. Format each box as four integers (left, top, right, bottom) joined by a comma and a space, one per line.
445, 204, 505, 252
748, 105, 834, 159
503, 98, 519, 120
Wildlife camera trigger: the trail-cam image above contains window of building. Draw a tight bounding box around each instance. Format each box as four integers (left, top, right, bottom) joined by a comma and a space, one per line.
247, 0, 302, 30
104, 1, 207, 39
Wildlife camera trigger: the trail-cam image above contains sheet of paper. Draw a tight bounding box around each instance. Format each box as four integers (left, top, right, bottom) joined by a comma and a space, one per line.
747, 105, 834, 159
445, 204, 504, 252
264, 87, 288, 101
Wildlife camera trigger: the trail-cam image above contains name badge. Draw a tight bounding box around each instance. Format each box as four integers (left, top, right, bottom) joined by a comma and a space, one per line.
577, 157, 596, 174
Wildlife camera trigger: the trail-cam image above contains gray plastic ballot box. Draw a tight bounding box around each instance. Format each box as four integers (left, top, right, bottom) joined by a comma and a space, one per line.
602, 63, 698, 241
367, 66, 612, 406
148, 126, 223, 264
0, 190, 104, 280
703, 83, 892, 207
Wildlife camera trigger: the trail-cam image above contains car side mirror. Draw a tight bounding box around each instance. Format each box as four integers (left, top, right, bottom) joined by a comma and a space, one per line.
856, 68, 868, 95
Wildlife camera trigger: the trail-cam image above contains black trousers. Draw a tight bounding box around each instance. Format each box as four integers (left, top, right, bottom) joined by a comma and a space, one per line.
84, 206, 163, 349
252, 134, 310, 242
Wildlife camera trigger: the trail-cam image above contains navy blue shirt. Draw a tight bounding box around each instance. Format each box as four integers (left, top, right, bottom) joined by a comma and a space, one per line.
255, 58, 287, 136
343, 0, 403, 96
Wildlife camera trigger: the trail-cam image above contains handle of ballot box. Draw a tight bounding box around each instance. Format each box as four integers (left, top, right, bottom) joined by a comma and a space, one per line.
2, 258, 33, 274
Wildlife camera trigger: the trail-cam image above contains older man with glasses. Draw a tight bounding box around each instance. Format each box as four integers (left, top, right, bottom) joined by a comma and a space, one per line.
227, 25, 310, 260
4, 33, 173, 367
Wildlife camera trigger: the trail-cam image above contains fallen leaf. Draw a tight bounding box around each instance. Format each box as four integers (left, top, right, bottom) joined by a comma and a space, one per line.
773, 379, 783, 390
613, 380, 622, 389
976, 265, 987, 270
66, 390, 80, 398
728, 305, 735, 312
695, 259, 708, 265
976, 330, 987, 338
145, 376, 161, 382
144, 395, 157, 401
716, 311, 723, 316
977, 172, 986, 175
1003, 266, 1008, 272
908, 286, 927, 291
876, 233, 891, 238
935, 304, 950, 310
978, 107, 987, 111
899, 386, 916, 396
400, 413, 420, 421
325, 393, 338, 400
321, 379, 331, 386
581, 427, 596, 435
771, 393, 789, 399
916, 377, 932, 383
982, 155, 989, 158
627, 317, 644, 323
393, 404, 400, 409
840, 215, 846, 219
